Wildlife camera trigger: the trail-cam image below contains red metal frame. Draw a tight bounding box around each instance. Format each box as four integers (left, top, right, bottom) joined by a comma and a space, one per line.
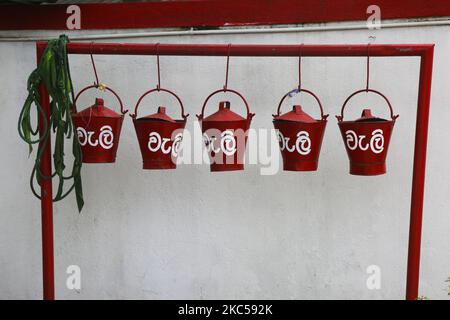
36, 42, 434, 300
3, 0, 450, 31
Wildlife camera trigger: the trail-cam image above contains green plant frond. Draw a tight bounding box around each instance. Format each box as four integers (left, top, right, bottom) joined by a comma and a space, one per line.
18, 35, 84, 212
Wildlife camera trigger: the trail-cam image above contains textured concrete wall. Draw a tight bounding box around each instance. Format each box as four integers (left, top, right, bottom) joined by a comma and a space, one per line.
0, 24, 449, 299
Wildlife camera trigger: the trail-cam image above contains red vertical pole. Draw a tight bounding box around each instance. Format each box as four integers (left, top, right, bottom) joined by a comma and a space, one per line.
406, 46, 434, 300
37, 43, 55, 300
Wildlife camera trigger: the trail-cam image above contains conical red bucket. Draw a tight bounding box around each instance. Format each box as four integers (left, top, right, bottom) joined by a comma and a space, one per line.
131, 88, 188, 170
71, 85, 127, 163
336, 89, 399, 176
197, 89, 255, 172
273, 89, 328, 171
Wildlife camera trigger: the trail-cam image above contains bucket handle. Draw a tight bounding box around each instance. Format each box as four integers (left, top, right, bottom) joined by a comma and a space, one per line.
72, 84, 127, 115
337, 89, 399, 122
130, 88, 188, 120
274, 88, 328, 120
197, 88, 255, 121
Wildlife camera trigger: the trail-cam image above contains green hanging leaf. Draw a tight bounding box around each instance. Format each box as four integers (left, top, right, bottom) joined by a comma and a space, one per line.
18, 35, 84, 212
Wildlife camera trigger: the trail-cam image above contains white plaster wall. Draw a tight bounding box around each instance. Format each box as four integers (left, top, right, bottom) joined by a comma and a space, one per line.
0, 24, 449, 300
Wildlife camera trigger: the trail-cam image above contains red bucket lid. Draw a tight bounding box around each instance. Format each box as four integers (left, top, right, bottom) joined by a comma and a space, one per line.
355, 108, 387, 122
74, 98, 122, 118
139, 106, 176, 123
274, 105, 316, 123
203, 101, 246, 122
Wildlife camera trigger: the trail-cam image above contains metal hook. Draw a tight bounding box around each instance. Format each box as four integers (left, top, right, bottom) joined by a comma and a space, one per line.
89, 42, 101, 89
298, 43, 304, 92
223, 43, 231, 91
366, 43, 371, 91
155, 43, 161, 90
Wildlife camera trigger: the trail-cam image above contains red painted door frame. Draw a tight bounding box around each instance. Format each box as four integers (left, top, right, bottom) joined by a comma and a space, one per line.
4, 0, 450, 31
37, 42, 434, 300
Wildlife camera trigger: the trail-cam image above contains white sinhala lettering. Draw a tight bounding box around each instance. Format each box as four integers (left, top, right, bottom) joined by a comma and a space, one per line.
77, 127, 88, 146
76, 126, 114, 149
277, 130, 311, 155
147, 131, 183, 155
221, 130, 237, 156
203, 132, 235, 155
370, 129, 384, 154
148, 131, 161, 152
295, 131, 311, 155
277, 131, 286, 151
345, 130, 358, 151
345, 129, 384, 153
171, 133, 183, 157
98, 125, 114, 149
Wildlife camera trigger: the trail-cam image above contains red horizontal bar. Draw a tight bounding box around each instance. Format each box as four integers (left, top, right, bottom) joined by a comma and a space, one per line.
41, 42, 433, 57
2, 0, 450, 31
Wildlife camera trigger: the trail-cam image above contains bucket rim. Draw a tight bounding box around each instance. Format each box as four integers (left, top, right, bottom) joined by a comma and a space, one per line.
273, 118, 327, 124
71, 113, 124, 119
133, 117, 187, 124
337, 119, 396, 125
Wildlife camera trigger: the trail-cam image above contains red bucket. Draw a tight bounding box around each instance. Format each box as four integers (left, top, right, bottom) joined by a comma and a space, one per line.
197, 89, 255, 172
71, 85, 127, 163
337, 89, 399, 176
273, 89, 328, 171
131, 88, 188, 170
